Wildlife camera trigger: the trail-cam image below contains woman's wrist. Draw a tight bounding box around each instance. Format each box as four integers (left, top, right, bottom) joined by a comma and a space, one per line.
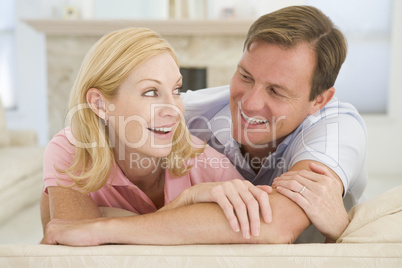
99, 217, 128, 245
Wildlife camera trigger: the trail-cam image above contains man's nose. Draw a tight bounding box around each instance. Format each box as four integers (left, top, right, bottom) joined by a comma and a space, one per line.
242, 85, 266, 111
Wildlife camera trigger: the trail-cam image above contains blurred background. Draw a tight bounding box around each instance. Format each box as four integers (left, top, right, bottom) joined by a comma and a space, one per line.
0, 0, 401, 244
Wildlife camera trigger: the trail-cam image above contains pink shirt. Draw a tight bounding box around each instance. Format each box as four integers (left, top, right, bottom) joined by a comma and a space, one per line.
43, 128, 243, 214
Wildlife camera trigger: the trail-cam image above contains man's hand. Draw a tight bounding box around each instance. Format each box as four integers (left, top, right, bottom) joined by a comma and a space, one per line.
272, 162, 349, 242
163, 180, 272, 239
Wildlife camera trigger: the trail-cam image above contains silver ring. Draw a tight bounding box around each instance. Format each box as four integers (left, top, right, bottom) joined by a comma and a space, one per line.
299, 186, 306, 195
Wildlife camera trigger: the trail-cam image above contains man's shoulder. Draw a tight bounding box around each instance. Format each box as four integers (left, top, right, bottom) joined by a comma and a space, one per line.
182, 85, 230, 111
283, 97, 368, 161
182, 85, 232, 147
304, 97, 366, 129
183, 85, 231, 129
324, 97, 362, 119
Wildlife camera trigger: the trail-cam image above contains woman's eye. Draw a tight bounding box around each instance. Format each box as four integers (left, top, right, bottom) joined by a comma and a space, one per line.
173, 88, 180, 95
143, 89, 157, 97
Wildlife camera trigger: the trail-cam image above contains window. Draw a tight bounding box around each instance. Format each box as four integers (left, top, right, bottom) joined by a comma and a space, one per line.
0, 0, 16, 109
251, 0, 392, 114
306, 0, 392, 114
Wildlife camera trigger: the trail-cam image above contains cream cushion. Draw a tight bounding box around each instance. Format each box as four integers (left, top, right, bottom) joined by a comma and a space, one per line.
0, 147, 44, 190
337, 185, 402, 243
0, 146, 44, 224
0, 96, 44, 223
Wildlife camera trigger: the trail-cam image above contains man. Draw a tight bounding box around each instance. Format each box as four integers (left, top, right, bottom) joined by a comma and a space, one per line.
182, 5, 367, 243
42, 5, 367, 245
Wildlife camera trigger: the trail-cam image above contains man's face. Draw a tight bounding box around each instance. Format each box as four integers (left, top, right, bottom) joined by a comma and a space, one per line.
229, 40, 318, 154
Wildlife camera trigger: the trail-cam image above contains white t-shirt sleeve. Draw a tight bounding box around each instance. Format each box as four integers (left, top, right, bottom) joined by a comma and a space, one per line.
288, 113, 367, 197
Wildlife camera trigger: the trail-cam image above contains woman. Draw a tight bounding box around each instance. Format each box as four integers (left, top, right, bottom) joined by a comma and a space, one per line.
40, 28, 272, 243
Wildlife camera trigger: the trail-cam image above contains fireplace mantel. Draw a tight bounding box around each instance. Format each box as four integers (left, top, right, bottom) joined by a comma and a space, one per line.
24, 19, 254, 36
25, 19, 248, 138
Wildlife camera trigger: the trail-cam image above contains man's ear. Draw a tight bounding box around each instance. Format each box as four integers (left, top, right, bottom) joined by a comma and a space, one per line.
86, 88, 107, 120
308, 87, 335, 115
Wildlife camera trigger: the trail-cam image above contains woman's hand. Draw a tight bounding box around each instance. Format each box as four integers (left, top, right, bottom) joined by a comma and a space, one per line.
164, 180, 273, 239
41, 218, 106, 246
272, 162, 349, 242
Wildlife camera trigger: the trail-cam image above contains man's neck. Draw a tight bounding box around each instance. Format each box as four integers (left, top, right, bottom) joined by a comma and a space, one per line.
240, 138, 284, 174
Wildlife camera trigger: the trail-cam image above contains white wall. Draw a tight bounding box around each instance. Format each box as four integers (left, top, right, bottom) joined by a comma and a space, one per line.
362, 0, 402, 176
308, 0, 392, 114
6, 0, 48, 146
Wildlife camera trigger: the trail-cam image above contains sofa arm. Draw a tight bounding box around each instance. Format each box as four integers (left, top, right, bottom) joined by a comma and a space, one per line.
337, 185, 402, 243
7, 129, 38, 146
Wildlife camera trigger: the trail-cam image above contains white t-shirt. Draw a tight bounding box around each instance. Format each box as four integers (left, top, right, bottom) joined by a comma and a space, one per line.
182, 85, 368, 243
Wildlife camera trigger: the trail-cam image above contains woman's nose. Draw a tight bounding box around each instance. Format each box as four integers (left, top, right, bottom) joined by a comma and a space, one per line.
157, 95, 183, 118
159, 103, 181, 117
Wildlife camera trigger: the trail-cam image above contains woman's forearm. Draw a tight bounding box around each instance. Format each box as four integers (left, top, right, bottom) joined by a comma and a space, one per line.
43, 190, 310, 246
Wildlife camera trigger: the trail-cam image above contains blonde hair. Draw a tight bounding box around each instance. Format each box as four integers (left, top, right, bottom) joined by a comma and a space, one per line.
59, 28, 203, 194
244, 6, 347, 100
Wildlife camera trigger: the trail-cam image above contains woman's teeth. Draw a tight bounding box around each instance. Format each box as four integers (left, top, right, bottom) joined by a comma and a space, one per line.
241, 110, 268, 124
148, 126, 173, 133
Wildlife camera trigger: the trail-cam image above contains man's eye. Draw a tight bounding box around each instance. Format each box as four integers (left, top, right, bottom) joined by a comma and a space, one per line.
270, 87, 280, 96
143, 89, 157, 97
240, 73, 251, 81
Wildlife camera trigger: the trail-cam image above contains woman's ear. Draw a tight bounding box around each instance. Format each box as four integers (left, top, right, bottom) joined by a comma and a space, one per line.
86, 88, 107, 120
308, 87, 335, 115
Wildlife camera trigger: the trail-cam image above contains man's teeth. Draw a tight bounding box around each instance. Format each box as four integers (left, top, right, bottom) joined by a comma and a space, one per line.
149, 127, 173, 133
241, 110, 268, 124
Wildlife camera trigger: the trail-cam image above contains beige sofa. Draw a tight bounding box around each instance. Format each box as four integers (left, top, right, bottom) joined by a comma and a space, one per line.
0, 243, 400, 267
0, 184, 401, 266
0, 97, 44, 224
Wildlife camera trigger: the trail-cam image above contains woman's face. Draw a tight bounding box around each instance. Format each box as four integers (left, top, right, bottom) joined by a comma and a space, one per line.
106, 52, 184, 160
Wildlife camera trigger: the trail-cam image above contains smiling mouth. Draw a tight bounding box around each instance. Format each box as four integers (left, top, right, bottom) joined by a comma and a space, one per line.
240, 109, 269, 125
147, 126, 173, 134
